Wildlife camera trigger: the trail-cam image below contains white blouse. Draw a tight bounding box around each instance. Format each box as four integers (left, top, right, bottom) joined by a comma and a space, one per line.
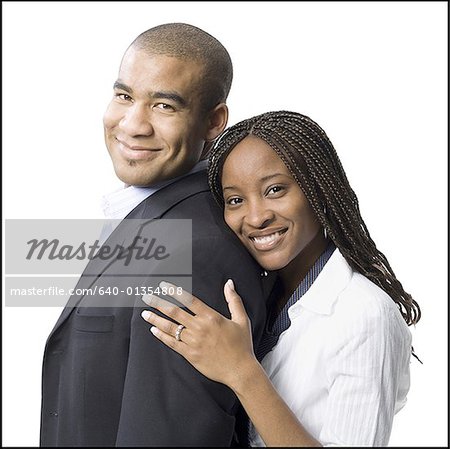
249, 249, 412, 447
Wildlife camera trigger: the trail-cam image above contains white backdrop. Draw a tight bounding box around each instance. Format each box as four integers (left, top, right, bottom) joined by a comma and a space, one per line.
2, 1, 447, 446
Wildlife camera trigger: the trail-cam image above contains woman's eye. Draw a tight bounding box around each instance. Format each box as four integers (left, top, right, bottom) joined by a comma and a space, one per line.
267, 185, 284, 195
226, 197, 242, 206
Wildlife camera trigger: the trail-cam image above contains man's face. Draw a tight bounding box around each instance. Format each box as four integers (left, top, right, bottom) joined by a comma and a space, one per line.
103, 47, 210, 186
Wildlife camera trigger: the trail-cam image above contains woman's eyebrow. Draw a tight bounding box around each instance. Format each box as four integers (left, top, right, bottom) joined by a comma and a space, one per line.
259, 173, 287, 182
222, 173, 288, 191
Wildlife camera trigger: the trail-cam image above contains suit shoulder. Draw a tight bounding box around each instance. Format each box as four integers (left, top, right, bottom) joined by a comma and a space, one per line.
162, 190, 235, 239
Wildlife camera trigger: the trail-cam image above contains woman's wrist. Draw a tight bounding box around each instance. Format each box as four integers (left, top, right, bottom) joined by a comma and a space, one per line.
229, 355, 266, 396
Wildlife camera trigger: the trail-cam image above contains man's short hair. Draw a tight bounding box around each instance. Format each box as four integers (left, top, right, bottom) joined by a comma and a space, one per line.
131, 23, 233, 111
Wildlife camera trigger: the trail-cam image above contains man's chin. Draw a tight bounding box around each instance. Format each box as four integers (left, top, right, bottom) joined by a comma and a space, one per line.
114, 167, 161, 187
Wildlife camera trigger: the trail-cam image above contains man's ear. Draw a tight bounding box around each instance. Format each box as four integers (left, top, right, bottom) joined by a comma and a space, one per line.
205, 103, 228, 141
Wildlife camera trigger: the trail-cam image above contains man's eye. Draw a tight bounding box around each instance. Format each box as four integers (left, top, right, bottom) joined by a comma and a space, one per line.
115, 93, 132, 102
155, 103, 175, 111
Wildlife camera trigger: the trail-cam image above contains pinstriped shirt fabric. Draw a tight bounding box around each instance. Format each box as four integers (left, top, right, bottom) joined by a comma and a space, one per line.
256, 241, 336, 361
249, 248, 412, 447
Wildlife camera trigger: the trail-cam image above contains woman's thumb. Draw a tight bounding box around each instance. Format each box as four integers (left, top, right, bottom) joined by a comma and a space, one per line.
224, 279, 246, 323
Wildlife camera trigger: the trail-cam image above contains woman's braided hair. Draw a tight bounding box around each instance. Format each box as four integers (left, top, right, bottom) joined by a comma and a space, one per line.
208, 110, 420, 326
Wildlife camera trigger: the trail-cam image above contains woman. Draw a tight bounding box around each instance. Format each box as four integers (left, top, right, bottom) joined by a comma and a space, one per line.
140, 111, 421, 446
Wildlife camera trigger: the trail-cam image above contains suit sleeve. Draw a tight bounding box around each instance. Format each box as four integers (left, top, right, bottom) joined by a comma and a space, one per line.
114, 231, 267, 446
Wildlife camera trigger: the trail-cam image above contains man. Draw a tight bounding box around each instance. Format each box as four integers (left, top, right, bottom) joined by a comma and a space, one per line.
40, 23, 269, 446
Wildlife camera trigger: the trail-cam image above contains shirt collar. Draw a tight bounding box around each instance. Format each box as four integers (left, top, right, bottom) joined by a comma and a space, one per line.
101, 160, 208, 219
288, 248, 353, 318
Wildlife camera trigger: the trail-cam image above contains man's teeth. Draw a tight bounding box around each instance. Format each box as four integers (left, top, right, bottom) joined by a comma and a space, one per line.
252, 231, 282, 244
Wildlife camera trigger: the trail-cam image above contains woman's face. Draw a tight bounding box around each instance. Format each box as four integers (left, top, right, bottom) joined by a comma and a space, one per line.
221, 135, 322, 271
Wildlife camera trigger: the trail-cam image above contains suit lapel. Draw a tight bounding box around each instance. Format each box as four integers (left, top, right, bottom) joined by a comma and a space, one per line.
125, 170, 209, 219
48, 171, 210, 339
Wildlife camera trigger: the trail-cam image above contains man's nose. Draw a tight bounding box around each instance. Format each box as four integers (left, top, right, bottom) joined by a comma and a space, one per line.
119, 104, 154, 137
245, 201, 275, 229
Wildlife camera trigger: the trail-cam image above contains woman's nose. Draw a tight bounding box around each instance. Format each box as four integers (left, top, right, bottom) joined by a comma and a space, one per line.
245, 201, 275, 229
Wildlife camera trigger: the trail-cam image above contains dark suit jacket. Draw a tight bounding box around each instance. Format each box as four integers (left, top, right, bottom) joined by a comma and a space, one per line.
40, 171, 269, 447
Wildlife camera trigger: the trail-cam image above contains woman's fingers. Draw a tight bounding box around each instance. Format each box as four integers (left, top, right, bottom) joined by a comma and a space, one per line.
142, 280, 248, 332
224, 279, 249, 326
141, 310, 192, 345
141, 293, 193, 327
148, 325, 189, 357
141, 279, 256, 387
159, 281, 212, 315
141, 309, 180, 337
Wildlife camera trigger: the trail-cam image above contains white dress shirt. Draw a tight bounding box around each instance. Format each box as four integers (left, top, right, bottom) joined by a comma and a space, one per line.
97, 161, 208, 244
101, 160, 209, 219
249, 249, 412, 447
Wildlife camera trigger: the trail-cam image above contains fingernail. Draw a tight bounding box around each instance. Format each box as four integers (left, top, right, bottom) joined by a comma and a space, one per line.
141, 310, 151, 320
226, 279, 235, 291
150, 326, 159, 336
159, 280, 171, 290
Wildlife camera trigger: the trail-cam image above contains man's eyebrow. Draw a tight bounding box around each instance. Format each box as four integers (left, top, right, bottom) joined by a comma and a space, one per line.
113, 80, 187, 107
113, 81, 132, 93
113, 82, 187, 107
150, 91, 187, 107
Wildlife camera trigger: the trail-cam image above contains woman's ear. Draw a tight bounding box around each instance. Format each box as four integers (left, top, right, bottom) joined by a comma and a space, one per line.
205, 103, 228, 141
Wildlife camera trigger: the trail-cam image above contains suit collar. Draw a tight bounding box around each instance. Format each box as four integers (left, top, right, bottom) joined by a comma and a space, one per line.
125, 170, 209, 220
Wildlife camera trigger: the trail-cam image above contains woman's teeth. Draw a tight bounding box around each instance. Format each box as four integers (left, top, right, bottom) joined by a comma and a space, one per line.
251, 230, 286, 248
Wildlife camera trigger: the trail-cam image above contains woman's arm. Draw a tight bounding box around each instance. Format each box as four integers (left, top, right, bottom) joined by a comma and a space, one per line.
232, 356, 320, 447
141, 279, 320, 447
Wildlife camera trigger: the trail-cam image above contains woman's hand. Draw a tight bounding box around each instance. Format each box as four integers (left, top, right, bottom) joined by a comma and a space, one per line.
142, 280, 321, 447
140, 279, 258, 390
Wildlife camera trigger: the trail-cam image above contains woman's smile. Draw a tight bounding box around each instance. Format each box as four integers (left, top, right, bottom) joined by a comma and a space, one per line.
222, 135, 322, 273
248, 227, 288, 251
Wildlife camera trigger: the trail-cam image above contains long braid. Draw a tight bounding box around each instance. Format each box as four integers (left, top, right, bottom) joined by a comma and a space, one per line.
209, 110, 421, 326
